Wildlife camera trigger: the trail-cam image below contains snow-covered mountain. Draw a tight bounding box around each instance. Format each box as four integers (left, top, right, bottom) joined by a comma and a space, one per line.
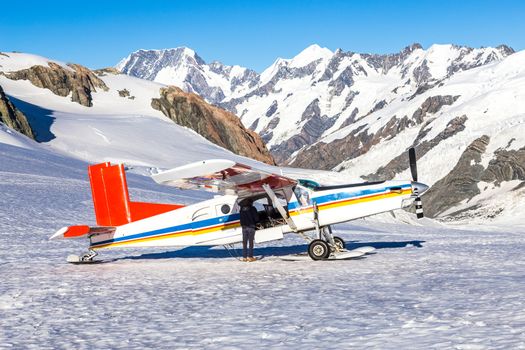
116, 48, 259, 105
117, 44, 514, 162
117, 43, 525, 221
0, 52, 274, 166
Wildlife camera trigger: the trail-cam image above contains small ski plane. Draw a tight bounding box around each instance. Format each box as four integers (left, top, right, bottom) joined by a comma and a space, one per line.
51, 148, 428, 262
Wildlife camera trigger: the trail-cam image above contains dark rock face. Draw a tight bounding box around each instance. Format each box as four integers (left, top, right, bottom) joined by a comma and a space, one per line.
339, 107, 359, 129
0, 84, 35, 139
93, 67, 121, 76
412, 60, 432, 85
422, 136, 525, 218
265, 100, 278, 117
481, 147, 525, 185
151, 86, 275, 165
271, 99, 338, 164
291, 95, 460, 169
412, 95, 460, 123
118, 89, 130, 97
5, 63, 108, 107
364, 99, 387, 117
365, 115, 468, 181
260, 117, 280, 144
423, 136, 490, 217
185, 66, 225, 104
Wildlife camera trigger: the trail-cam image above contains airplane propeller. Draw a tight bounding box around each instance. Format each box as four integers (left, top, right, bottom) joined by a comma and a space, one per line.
408, 147, 425, 219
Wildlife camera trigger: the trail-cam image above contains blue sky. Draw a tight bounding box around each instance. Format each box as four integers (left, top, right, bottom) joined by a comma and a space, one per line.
1, 0, 524, 72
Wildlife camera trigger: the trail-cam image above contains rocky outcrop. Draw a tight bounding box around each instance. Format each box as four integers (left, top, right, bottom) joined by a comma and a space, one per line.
0, 84, 34, 139
151, 86, 275, 164
423, 136, 491, 217
271, 114, 337, 164
5, 63, 108, 107
481, 147, 525, 185
291, 95, 460, 169
411, 95, 460, 123
93, 67, 121, 76
118, 89, 130, 97
365, 115, 468, 181
271, 99, 337, 164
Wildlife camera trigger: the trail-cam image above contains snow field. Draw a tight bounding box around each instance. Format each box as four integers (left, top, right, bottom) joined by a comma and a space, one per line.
1, 141, 524, 349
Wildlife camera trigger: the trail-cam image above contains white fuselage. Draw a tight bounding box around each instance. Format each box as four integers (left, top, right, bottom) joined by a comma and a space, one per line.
89, 180, 415, 250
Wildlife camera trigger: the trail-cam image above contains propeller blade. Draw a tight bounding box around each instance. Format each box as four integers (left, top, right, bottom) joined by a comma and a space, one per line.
408, 147, 418, 182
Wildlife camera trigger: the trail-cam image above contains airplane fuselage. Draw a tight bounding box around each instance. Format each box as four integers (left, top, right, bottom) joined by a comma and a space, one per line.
89, 180, 417, 250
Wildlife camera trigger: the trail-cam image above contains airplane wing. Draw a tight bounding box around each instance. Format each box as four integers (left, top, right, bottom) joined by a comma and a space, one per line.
151, 159, 297, 195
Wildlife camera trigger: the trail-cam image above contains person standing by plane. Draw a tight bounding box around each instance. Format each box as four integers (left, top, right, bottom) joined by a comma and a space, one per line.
240, 199, 259, 262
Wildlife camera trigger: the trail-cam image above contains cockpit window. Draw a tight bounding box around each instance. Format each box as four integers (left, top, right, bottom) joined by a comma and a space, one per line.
298, 179, 320, 189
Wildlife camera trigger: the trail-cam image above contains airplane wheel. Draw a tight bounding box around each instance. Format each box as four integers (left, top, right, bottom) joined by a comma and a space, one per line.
333, 236, 345, 250
308, 239, 330, 260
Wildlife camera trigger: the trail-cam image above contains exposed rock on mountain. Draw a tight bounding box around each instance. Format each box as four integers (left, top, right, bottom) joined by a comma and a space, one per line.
365, 115, 468, 181
408, 135, 525, 218
151, 86, 275, 165
291, 95, 461, 169
94, 67, 121, 76
423, 136, 490, 217
5, 63, 108, 107
0, 84, 34, 139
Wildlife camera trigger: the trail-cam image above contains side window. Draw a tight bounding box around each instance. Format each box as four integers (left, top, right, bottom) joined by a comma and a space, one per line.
216, 204, 231, 216
293, 186, 311, 207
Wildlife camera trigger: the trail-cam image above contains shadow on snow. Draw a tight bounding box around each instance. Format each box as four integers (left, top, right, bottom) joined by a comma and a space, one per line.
8, 96, 56, 142
118, 240, 425, 261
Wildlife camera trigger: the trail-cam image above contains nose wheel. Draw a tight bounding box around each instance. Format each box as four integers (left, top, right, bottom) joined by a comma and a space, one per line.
308, 239, 331, 260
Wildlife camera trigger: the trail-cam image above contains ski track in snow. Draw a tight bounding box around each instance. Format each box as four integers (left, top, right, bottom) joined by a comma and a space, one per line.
1, 143, 524, 349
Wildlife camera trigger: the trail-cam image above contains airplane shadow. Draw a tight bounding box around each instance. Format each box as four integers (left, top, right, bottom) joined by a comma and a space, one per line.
118, 240, 425, 261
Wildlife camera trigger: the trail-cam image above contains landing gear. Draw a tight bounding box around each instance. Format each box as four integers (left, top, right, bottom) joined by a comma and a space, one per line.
308, 239, 331, 260
66, 249, 99, 264
333, 236, 345, 250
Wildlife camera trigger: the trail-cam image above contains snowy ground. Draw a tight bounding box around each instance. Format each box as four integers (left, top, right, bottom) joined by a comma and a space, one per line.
1, 141, 524, 349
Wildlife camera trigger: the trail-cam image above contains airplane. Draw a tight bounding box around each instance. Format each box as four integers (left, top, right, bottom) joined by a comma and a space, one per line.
50, 148, 429, 263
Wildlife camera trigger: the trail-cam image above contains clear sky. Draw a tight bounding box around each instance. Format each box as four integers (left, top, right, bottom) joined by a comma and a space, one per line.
1, 0, 524, 72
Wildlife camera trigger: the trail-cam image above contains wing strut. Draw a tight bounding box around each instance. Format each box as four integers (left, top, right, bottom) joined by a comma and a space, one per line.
262, 184, 297, 232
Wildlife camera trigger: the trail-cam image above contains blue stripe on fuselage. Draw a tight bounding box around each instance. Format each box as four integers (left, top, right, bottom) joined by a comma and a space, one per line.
91, 213, 241, 247
287, 184, 411, 210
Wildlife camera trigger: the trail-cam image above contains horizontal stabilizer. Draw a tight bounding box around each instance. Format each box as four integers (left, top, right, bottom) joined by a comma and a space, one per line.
50, 225, 116, 240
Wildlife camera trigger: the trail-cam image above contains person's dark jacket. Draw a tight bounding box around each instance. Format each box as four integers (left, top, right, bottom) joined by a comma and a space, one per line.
240, 205, 259, 228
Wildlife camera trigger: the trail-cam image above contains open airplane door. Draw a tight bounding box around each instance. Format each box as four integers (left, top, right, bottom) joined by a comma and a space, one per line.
152, 159, 300, 236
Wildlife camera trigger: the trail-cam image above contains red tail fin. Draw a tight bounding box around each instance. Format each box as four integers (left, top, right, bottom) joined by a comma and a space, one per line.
88, 162, 183, 226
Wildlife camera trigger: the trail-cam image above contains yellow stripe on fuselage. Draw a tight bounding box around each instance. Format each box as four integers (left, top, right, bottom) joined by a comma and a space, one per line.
289, 188, 412, 216
91, 221, 240, 249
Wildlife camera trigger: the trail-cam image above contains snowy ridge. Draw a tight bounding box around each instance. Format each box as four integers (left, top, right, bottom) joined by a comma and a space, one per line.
0, 52, 277, 169
0, 52, 72, 72
117, 47, 258, 104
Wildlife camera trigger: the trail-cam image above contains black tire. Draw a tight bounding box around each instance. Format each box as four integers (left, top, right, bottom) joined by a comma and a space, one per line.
333, 236, 345, 250
308, 239, 330, 260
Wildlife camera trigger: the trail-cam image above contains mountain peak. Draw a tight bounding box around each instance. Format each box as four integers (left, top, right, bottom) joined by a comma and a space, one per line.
289, 44, 333, 68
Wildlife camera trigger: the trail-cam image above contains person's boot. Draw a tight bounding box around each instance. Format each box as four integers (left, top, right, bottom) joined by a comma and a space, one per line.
242, 258, 248, 262
247, 257, 257, 262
